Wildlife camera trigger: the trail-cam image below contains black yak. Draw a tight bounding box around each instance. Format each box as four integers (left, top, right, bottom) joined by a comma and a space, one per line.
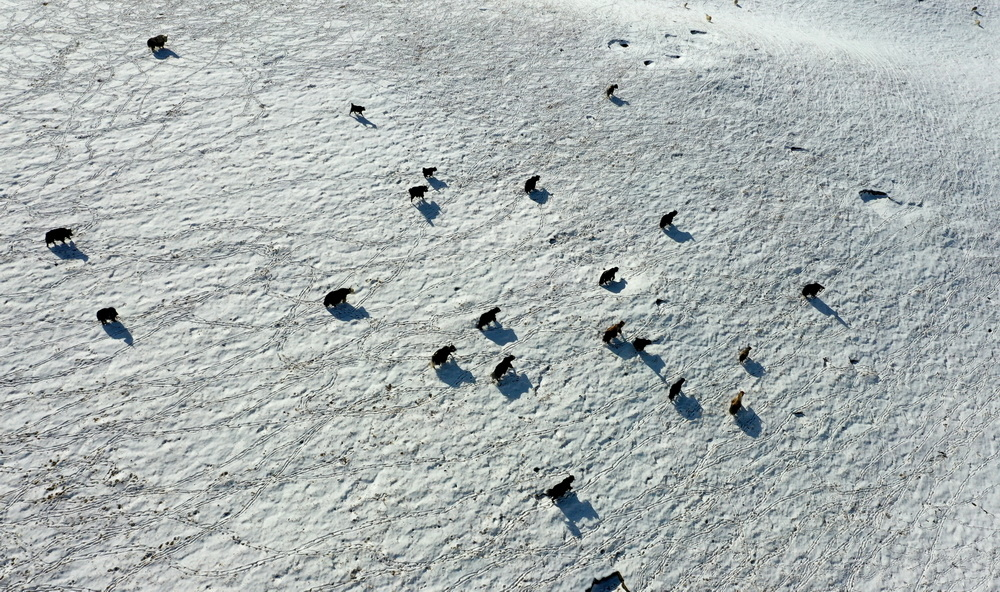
802, 283, 825, 298
431, 345, 456, 368
632, 337, 653, 352
476, 307, 501, 330
45, 228, 73, 246
659, 210, 678, 228
545, 475, 575, 499
349, 103, 365, 116
324, 287, 354, 307
147, 35, 168, 51
96, 307, 119, 325
409, 185, 429, 201
605, 84, 618, 98
524, 175, 540, 194
491, 354, 516, 382
422, 167, 437, 178
598, 266, 619, 286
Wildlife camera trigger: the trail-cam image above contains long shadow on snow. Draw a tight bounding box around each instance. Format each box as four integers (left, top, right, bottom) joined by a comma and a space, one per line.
742, 358, 766, 377
602, 278, 627, 293
428, 177, 448, 190
672, 392, 702, 420
735, 405, 762, 437
153, 48, 181, 60
554, 492, 600, 538
497, 373, 531, 400
328, 303, 370, 321
638, 351, 665, 379
435, 363, 476, 387
102, 322, 134, 346
609, 96, 630, 107
528, 188, 550, 204
808, 296, 849, 327
663, 225, 693, 242
352, 114, 377, 128
414, 200, 440, 225
49, 242, 89, 261
483, 324, 517, 346
607, 341, 638, 360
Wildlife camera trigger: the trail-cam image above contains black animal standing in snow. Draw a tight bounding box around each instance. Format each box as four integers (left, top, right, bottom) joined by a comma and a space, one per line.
524, 175, 540, 194
96, 307, 119, 325
801, 283, 825, 299
603, 320, 625, 344
738, 346, 752, 364
598, 266, 619, 286
324, 287, 354, 308
147, 35, 168, 51
431, 345, 457, 368
632, 337, 653, 352
605, 84, 619, 99
45, 228, 73, 246
491, 354, 516, 382
409, 185, 429, 201
349, 103, 365, 116
476, 307, 501, 330
422, 167, 437, 178
669, 377, 685, 401
545, 475, 575, 500
659, 210, 678, 228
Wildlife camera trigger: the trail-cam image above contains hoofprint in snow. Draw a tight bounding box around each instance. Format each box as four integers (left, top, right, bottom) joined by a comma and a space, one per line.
1, 0, 999, 591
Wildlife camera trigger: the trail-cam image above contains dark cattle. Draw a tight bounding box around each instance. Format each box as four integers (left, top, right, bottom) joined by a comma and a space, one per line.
738, 346, 752, 364
431, 345, 456, 368
802, 283, 825, 298
147, 35, 168, 51
585, 571, 632, 592
605, 84, 618, 98
602, 320, 625, 344
598, 266, 619, 286
45, 228, 73, 246
409, 185, 429, 201
859, 189, 889, 197
491, 354, 516, 382
545, 475, 575, 499
349, 103, 365, 116
476, 307, 501, 330
524, 175, 540, 194
668, 377, 685, 401
422, 167, 437, 178
96, 307, 119, 325
729, 390, 745, 415
659, 210, 678, 228
632, 337, 653, 352
324, 287, 354, 307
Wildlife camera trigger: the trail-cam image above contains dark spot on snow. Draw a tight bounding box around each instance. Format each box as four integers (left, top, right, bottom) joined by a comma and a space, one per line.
533, 467, 540, 472
691, 30, 708, 35
644, 60, 653, 66
454, 287, 460, 291
849, 358, 859, 364
793, 411, 805, 417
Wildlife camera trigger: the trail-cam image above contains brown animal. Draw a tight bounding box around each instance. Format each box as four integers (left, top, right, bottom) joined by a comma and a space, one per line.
729, 390, 744, 415
602, 320, 625, 344
738, 346, 752, 364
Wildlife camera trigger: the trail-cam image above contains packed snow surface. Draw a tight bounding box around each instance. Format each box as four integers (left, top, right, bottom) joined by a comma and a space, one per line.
2, 0, 999, 590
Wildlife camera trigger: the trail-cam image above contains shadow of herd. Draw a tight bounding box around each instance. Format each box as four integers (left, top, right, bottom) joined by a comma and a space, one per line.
36, 35, 874, 588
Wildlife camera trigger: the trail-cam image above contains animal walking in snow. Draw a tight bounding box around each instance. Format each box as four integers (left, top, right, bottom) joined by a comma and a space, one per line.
738, 346, 752, 364
659, 210, 678, 228
349, 103, 365, 116
669, 377, 685, 401
605, 84, 618, 99
632, 337, 653, 352
598, 266, 619, 286
603, 320, 625, 344
491, 354, 516, 382
431, 345, 456, 368
147, 35, 168, 51
476, 307, 501, 330
801, 283, 825, 299
545, 475, 575, 500
524, 175, 540, 194
409, 185, 429, 201
729, 390, 745, 415
45, 228, 73, 246
324, 287, 354, 308
96, 307, 119, 325
422, 167, 437, 178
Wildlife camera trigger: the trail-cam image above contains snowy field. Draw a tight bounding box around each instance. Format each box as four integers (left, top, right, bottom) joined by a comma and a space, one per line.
2, 0, 999, 590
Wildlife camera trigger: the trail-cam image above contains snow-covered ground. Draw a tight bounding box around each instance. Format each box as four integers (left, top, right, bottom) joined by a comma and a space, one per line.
2, 0, 999, 590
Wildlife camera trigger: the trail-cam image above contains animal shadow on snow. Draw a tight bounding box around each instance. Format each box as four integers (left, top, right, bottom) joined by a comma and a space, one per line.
609, 96, 630, 107
608, 341, 639, 361
414, 200, 441, 225
484, 324, 518, 346
351, 113, 377, 128
735, 405, 762, 437
663, 225, 693, 242
554, 492, 600, 538
49, 243, 89, 262
602, 278, 627, 293
638, 351, 666, 379
859, 190, 898, 203
808, 297, 849, 327
153, 48, 181, 60
102, 322, 133, 346
497, 373, 531, 400
528, 188, 550, 204
428, 177, 448, 190
672, 392, 702, 420
435, 362, 476, 387
327, 303, 370, 321
742, 358, 766, 377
